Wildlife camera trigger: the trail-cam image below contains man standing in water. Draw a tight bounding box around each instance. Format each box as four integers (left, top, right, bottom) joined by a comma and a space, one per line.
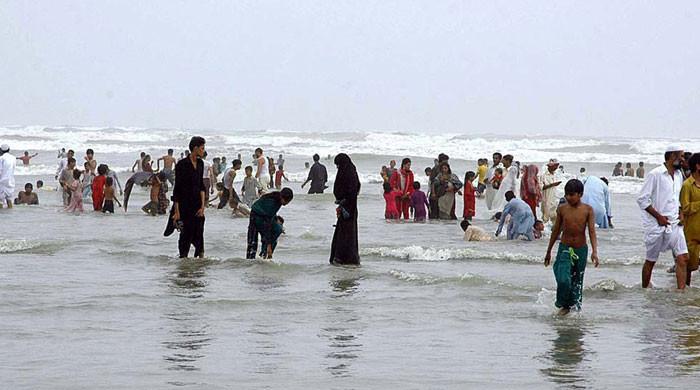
680, 153, 700, 286
485, 152, 503, 210
0, 144, 17, 208
637, 146, 689, 290
302, 154, 328, 194
55, 149, 74, 180
540, 158, 563, 224
172, 137, 207, 258
254, 148, 270, 192
157, 149, 177, 186
16, 151, 38, 166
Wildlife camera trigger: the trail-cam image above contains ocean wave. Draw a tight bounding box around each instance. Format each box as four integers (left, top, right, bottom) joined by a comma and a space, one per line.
4, 126, 698, 165
0, 239, 62, 254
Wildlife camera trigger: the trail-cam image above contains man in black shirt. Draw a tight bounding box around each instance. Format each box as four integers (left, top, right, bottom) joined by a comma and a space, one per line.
301, 154, 328, 194
172, 136, 207, 258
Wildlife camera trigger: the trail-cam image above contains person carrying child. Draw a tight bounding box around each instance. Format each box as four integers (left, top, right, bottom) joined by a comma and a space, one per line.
544, 179, 599, 315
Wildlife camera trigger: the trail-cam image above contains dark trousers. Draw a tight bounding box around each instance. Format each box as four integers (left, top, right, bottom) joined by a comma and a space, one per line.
246, 213, 259, 259
218, 188, 230, 209
178, 215, 205, 258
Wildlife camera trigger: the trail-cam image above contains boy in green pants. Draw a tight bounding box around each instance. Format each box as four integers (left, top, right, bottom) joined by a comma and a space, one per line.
544, 179, 599, 315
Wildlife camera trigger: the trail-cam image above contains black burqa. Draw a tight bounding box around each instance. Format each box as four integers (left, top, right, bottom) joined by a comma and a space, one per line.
329, 153, 361, 265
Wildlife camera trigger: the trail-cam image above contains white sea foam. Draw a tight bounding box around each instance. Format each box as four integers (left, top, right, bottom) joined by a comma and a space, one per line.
0, 239, 42, 253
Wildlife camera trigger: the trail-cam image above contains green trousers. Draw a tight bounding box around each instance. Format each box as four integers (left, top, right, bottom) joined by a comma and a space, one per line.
553, 244, 588, 310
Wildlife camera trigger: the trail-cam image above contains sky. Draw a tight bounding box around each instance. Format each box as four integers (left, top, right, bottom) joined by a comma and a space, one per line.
1, 1, 699, 137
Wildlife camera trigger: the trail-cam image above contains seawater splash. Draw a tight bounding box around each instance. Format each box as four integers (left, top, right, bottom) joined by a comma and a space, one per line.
362, 245, 542, 263
0, 239, 44, 254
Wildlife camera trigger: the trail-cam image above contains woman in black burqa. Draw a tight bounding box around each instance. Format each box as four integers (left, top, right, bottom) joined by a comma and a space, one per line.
330, 153, 361, 265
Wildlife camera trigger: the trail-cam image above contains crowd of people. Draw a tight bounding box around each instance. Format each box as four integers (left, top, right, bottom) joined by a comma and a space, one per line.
2, 139, 700, 315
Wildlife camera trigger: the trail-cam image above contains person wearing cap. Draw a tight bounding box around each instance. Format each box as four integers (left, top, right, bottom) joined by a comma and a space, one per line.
539, 158, 563, 224
0, 144, 17, 208
637, 145, 689, 290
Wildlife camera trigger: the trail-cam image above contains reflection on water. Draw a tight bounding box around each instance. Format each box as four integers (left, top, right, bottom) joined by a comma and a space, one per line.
639, 295, 700, 377
246, 322, 290, 375
321, 276, 364, 378
162, 260, 212, 373
540, 320, 590, 389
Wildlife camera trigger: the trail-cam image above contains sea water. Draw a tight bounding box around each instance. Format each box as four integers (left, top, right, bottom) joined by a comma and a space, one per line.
2, 126, 700, 389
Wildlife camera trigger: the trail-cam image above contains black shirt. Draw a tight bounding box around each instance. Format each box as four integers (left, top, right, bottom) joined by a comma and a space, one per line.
173, 157, 205, 215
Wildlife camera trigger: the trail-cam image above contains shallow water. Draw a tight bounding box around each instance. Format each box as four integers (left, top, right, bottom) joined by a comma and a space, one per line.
2, 127, 700, 388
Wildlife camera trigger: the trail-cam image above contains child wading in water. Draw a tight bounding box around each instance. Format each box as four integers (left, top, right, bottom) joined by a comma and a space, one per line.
102, 177, 122, 213
65, 169, 84, 213
383, 182, 400, 220
544, 179, 599, 315
409, 181, 429, 222
463, 171, 476, 221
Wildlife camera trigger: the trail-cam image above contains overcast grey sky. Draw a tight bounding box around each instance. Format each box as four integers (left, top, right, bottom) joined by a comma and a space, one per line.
1, 1, 698, 136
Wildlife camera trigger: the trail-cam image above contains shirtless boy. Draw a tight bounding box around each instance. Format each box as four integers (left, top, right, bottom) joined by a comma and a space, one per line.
157, 149, 177, 185
544, 179, 599, 315
17, 151, 39, 166
103, 177, 122, 213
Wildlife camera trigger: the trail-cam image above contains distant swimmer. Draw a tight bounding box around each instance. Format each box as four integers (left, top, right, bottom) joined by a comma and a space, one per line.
301, 154, 328, 194
16, 151, 38, 166
544, 179, 599, 316
625, 162, 635, 177
636, 162, 645, 179
157, 149, 176, 185
612, 162, 623, 177
14, 182, 39, 205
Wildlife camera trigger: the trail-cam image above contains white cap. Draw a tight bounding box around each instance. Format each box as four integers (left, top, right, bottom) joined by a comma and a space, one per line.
547, 158, 559, 166
0, 144, 9, 152
665, 144, 683, 153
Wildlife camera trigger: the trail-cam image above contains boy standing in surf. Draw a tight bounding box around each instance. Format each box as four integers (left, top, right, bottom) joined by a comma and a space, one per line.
544, 179, 599, 315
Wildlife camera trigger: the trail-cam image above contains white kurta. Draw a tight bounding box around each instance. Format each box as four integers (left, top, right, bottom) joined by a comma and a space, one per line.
491, 165, 520, 213
539, 169, 562, 223
0, 152, 17, 200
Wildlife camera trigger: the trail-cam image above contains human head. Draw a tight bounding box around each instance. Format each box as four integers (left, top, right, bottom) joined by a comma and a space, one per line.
465, 171, 476, 181
564, 179, 584, 205
244, 166, 253, 176
401, 158, 411, 170
334, 153, 354, 169
639, 161, 644, 167
440, 162, 451, 174
215, 182, 224, 191
280, 187, 294, 205
534, 220, 545, 232
495, 167, 503, 175
97, 164, 108, 176
505, 191, 515, 201
383, 182, 392, 193
140, 151, 146, 158
438, 153, 449, 163
106, 177, 113, 186
682, 151, 692, 170
664, 145, 684, 169
626, 162, 631, 168
36, 180, 43, 188
222, 156, 226, 162
616, 162, 622, 167
424, 167, 432, 176
279, 154, 283, 159
232, 159, 242, 169
86, 148, 94, 157
67, 157, 76, 168
547, 158, 559, 172
492, 153, 502, 165
1, 144, 10, 155
502, 154, 513, 168
389, 160, 396, 168
24, 151, 29, 156
255, 147, 263, 157
688, 153, 700, 175
580, 167, 586, 173
72, 169, 82, 180
67, 149, 75, 158
189, 136, 206, 158
24, 183, 33, 193
313, 154, 320, 162
412, 181, 421, 190
168, 148, 173, 155
460, 219, 471, 231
